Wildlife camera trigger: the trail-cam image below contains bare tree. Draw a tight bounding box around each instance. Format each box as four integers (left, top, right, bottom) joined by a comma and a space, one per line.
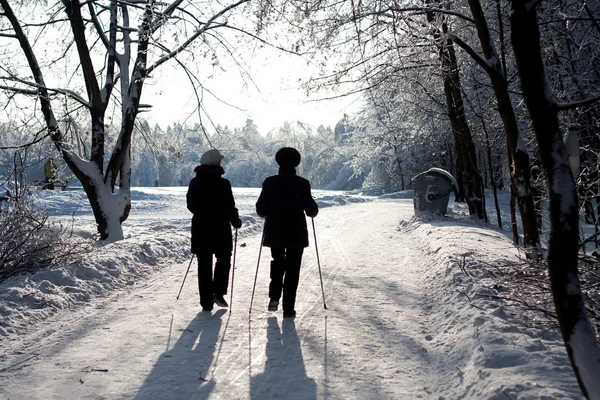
0, 0, 255, 240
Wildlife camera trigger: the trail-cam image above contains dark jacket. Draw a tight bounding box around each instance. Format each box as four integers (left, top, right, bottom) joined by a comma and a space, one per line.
187, 165, 239, 254
256, 167, 318, 248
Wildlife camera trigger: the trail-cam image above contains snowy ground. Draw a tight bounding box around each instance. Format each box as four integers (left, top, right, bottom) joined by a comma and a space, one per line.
0, 186, 584, 399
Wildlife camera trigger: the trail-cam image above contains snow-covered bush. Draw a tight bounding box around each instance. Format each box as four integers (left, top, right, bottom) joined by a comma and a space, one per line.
0, 189, 89, 283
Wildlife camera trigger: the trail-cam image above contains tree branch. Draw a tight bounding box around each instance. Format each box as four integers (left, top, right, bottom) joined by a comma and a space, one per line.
100, 1, 118, 107
146, 0, 250, 74
447, 34, 500, 77
0, 84, 38, 96
0, 75, 91, 107
63, 0, 103, 110
556, 93, 600, 110
0, 0, 62, 143
0, 129, 49, 150
388, 6, 475, 24
87, 1, 109, 49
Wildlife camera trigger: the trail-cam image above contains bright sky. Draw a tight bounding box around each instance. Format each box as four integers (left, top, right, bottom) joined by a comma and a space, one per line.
141, 47, 362, 134
0, 4, 363, 136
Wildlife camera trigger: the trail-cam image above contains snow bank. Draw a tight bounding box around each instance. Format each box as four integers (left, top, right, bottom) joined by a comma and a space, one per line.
0, 233, 190, 337
378, 190, 414, 199
315, 192, 370, 208
401, 210, 582, 399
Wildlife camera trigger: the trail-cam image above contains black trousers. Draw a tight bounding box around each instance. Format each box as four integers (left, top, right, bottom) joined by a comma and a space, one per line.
44, 177, 55, 190
196, 250, 231, 308
269, 247, 304, 313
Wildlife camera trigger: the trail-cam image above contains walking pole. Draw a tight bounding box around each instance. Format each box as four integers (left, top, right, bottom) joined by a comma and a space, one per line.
249, 225, 266, 315
312, 218, 328, 309
229, 228, 238, 313
176, 254, 195, 300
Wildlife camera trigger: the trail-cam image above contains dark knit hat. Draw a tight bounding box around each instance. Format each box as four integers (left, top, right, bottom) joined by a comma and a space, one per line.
275, 147, 301, 168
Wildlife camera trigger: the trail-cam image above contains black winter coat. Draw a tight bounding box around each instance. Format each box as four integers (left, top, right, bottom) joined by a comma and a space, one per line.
187, 165, 239, 254
256, 167, 318, 248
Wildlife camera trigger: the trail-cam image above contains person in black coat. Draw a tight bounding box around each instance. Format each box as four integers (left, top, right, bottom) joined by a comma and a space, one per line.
256, 147, 319, 318
187, 149, 242, 311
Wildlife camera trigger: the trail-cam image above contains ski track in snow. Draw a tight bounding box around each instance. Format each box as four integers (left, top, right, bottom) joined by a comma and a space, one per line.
0, 190, 583, 399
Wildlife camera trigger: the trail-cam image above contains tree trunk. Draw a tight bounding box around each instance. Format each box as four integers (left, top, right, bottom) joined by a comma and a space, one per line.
483, 123, 502, 228
462, 0, 540, 246
426, 4, 485, 218
596, 195, 600, 227
396, 157, 405, 191
507, 150, 520, 244
440, 30, 485, 218
455, 156, 466, 202
79, 175, 127, 241
511, 1, 600, 398
393, 138, 405, 190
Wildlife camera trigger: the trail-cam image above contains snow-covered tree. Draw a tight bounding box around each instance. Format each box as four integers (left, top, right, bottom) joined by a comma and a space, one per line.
0, 0, 268, 240
292, 0, 487, 217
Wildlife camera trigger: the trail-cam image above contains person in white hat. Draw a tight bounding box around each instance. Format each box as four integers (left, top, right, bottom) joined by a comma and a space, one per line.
187, 148, 242, 311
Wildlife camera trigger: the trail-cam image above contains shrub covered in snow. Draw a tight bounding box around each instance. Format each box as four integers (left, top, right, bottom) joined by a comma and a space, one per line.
0, 189, 89, 283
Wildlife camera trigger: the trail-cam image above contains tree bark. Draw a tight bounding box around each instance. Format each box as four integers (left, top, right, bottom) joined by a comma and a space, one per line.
511, 1, 600, 397
440, 37, 485, 218
425, 5, 485, 218
482, 118, 502, 228
454, 0, 540, 246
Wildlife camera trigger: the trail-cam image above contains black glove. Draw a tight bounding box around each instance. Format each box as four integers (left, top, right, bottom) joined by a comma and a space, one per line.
233, 218, 242, 229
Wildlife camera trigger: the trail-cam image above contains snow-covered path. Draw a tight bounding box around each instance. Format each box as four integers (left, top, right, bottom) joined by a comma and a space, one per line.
0, 199, 433, 400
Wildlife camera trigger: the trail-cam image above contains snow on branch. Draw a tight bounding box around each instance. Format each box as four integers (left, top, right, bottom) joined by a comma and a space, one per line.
0, 84, 37, 96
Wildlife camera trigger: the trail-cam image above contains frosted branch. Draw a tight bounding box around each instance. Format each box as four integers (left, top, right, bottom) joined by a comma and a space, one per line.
556, 93, 600, 111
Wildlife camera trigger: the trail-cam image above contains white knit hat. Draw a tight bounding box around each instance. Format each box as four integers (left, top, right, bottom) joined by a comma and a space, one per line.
200, 149, 224, 166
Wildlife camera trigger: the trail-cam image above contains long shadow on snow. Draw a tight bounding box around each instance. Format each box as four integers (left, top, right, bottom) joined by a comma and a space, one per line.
132, 309, 227, 400
251, 317, 317, 400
